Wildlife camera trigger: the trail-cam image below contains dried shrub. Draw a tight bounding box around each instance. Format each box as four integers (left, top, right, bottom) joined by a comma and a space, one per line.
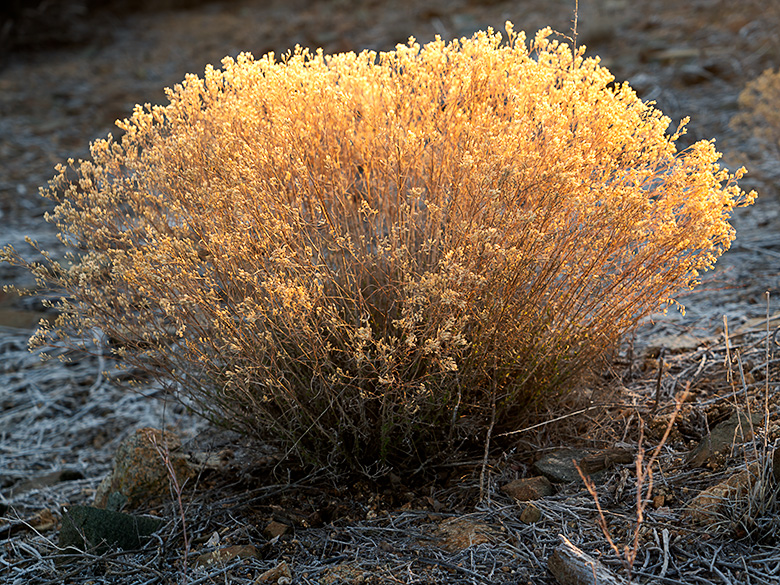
3, 25, 755, 471
733, 67, 780, 157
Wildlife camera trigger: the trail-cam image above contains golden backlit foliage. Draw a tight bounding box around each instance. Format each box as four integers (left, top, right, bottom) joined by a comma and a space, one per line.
4, 25, 755, 470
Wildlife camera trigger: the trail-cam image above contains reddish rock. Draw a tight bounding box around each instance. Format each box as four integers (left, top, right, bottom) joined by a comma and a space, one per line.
94, 427, 193, 510
256, 560, 292, 583
519, 503, 542, 524
264, 519, 289, 539
501, 476, 553, 501
686, 462, 763, 525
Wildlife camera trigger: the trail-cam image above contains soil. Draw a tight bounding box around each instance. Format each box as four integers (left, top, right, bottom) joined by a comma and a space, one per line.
1, 1, 779, 584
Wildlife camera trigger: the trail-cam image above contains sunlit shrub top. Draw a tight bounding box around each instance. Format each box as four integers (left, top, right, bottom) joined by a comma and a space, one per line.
6, 24, 755, 470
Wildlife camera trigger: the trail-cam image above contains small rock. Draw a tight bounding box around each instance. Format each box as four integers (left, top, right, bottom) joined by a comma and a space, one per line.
255, 560, 292, 584
433, 517, 495, 552
501, 476, 553, 501
519, 504, 542, 524
644, 333, 709, 355
94, 427, 194, 510
9, 469, 85, 497
578, 448, 634, 474
59, 505, 163, 554
686, 462, 762, 525
549, 536, 626, 585
534, 449, 590, 483
0, 508, 56, 539
264, 520, 289, 540
642, 46, 701, 63
686, 410, 764, 468
195, 544, 259, 568
205, 530, 220, 547
733, 312, 780, 336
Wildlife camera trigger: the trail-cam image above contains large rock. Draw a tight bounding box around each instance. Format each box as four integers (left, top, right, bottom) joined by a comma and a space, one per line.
686, 462, 763, 526
686, 410, 764, 468
59, 505, 163, 554
533, 447, 632, 485
94, 427, 193, 510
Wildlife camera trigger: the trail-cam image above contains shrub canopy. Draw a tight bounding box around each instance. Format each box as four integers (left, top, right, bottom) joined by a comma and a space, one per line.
5, 24, 755, 471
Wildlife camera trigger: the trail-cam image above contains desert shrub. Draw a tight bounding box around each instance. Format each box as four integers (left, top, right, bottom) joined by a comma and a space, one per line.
3, 25, 755, 471
733, 67, 780, 157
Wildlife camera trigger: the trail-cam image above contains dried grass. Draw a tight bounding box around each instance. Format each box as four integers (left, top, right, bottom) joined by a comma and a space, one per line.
1, 307, 778, 584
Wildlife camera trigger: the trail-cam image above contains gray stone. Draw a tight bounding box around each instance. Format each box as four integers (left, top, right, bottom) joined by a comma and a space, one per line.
534, 449, 592, 483
59, 505, 163, 554
686, 410, 764, 468
643, 332, 710, 356
8, 469, 84, 497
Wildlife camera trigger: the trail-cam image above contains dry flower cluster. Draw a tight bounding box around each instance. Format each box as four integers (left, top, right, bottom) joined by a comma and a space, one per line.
2, 24, 755, 472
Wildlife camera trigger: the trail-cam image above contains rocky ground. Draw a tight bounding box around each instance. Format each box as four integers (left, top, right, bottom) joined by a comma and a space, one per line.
1, 1, 779, 584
